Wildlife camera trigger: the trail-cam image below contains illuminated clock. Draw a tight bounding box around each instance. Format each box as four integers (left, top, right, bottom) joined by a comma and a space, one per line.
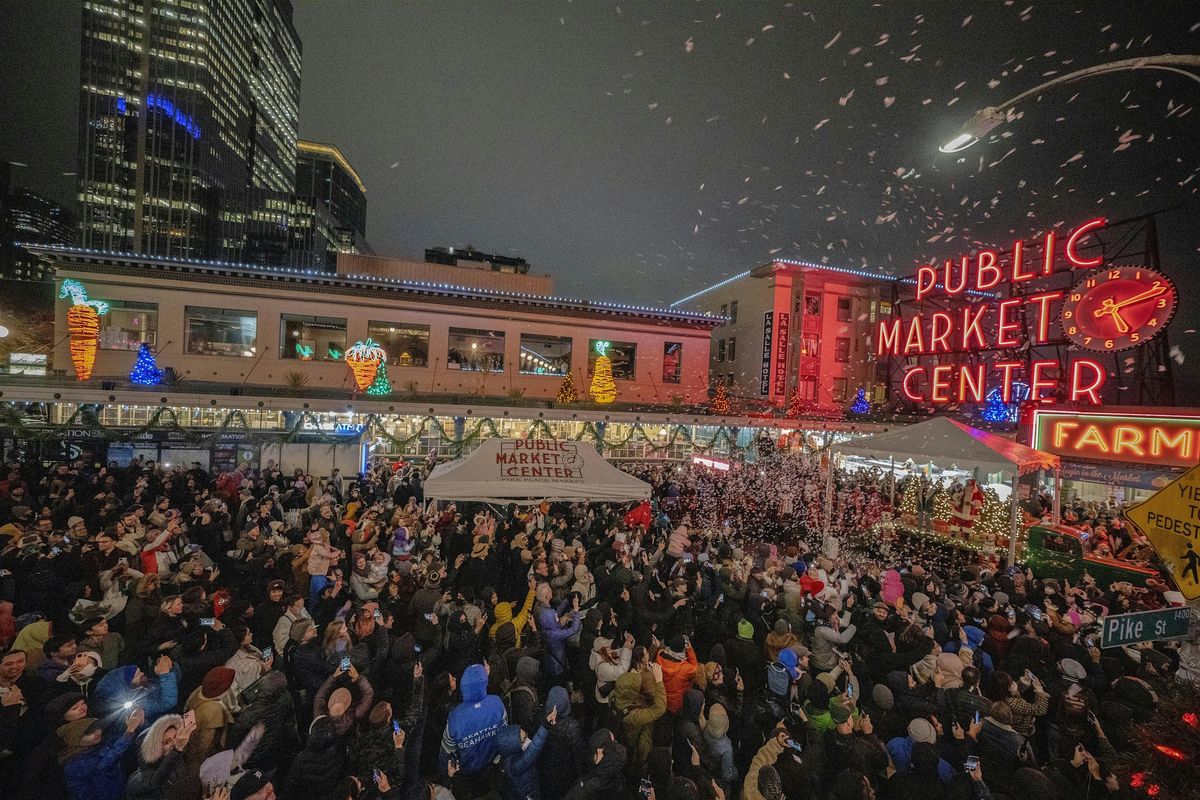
1061, 265, 1176, 352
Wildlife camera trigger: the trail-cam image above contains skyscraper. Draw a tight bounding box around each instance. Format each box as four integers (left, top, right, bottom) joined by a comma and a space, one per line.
296, 140, 368, 254
1, 188, 77, 280
77, 0, 302, 258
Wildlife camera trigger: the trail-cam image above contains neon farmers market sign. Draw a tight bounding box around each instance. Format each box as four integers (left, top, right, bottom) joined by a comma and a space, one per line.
876, 217, 1176, 406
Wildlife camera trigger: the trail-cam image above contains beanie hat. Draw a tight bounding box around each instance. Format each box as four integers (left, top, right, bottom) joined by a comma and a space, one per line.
872, 683, 895, 710
911, 592, 930, 612
830, 702, 852, 725
328, 687, 352, 715
773, 619, 791, 635
201, 666, 236, 699
908, 717, 937, 744
667, 634, 686, 654
757, 764, 784, 800
737, 619, 754, 639
58, 717, 100, 749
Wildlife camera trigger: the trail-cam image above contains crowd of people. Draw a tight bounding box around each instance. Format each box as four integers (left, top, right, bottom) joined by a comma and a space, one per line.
0, 449, 1188, 800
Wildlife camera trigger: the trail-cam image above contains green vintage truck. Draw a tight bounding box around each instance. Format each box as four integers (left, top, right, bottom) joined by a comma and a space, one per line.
1022, 524, 1161, 588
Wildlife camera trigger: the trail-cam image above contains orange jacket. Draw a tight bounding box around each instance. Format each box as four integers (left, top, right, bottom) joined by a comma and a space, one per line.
656, 645, 699, 713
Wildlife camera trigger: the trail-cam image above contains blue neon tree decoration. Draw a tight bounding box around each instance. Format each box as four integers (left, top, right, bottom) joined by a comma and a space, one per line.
129, 343, 163, 385
980, 381, 1030, 423
850, 386, 870, 414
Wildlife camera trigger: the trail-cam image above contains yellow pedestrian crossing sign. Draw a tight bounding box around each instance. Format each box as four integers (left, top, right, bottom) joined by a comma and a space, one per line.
1124, 464, 1200, 601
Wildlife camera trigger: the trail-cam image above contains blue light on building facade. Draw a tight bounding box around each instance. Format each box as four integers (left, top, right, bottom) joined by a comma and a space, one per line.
146, 93, 201, 139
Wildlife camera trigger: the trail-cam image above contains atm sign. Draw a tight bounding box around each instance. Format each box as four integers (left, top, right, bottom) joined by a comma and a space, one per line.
1032, 411, 1200, 470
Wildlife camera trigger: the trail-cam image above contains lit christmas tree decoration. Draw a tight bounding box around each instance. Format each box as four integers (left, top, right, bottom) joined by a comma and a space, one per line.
555, 371, 578, 403
980, 381, 1029, 422
710, 382, 730, 415
366, 360, 392, 395
129, 342, 163, 385
850, 386, 870, 414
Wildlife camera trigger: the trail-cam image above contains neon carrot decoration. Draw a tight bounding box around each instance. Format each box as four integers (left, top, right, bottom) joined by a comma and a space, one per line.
59, 279, 109, 380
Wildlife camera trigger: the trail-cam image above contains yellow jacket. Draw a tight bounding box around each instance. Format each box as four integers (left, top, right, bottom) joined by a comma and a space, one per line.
489, 587, 535, 649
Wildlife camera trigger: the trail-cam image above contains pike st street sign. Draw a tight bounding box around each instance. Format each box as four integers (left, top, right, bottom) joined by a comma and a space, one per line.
1100, 606, 1192, 648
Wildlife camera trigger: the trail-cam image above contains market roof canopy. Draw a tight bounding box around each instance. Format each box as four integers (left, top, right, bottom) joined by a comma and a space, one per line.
834, 416, 1059, 477
423, 438, 651, 503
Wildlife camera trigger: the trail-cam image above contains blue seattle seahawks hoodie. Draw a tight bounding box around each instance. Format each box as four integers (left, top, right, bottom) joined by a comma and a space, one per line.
441, 663, 507, 775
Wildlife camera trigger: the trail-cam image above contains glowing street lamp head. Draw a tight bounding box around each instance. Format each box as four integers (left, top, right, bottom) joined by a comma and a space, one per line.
939, 106, 1005, 153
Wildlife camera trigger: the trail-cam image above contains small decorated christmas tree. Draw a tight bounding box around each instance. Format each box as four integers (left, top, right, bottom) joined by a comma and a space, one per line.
589, 341, 617, 403
980, 387, 1013, 423
555, 372, 578, 404
899, 479, 921, 522
710, 382, 730, 415
849, 387, 870, 414
129, 342, 163, 385
366, 360, 392, 396
930, 487, 952, 525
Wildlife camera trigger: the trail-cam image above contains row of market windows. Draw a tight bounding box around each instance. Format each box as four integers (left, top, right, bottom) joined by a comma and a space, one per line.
99, 302, 683, 383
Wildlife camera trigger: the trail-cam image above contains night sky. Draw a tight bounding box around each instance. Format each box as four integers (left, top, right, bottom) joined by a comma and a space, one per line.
3, 1, 1199, 382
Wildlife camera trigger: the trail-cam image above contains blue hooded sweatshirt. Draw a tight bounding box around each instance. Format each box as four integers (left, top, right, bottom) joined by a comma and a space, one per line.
497, 723, 549, 800
885, 735, 957, 784
94, 665, 180, 733
442, 663, 507, 775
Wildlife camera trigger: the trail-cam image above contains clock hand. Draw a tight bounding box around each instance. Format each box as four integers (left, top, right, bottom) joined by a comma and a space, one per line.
1092, 298, 1131, 334
1106, 284, 1167, 311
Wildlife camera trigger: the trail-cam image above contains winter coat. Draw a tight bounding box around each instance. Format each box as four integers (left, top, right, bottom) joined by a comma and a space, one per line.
94, 665, 180, 732
656, 645, 699, 713
562, 740, 628, 800
282, 717, 347, 800
62, 731, 135, 800
536, 601, 581, 676
289, 640, 330, 694
497, 723, 549, 800
612, 670, 666, 772
490, 587, 536, 649
230, 672, 296, 769
538, 686, 588, 799
441, 663, 506, 775
811, 622, 857, 672
125, 740, 187, 800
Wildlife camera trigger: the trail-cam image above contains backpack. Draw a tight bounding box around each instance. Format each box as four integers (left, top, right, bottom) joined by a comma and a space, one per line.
503, 684, 537, 723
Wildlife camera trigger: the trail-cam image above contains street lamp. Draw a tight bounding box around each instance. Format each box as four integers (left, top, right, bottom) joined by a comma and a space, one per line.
939, 54, 1200, 154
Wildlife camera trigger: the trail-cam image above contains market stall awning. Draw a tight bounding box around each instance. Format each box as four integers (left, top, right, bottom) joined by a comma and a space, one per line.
834, 416, 1059, 477
423, 438, 651, 503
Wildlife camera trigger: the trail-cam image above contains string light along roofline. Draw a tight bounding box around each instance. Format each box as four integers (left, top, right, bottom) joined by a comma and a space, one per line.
24, 244, 724, 326
671, 259, 997, 307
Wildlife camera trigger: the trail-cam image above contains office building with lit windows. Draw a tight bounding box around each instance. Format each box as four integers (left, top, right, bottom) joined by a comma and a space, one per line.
673, 260, 890, 412
296, 140, 369, 257
77, 0, 302, 259
1, 188, 76, 280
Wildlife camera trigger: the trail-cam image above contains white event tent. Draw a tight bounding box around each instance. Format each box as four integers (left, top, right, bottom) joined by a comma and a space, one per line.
423, 438, 651, 504
832, 416, 1061, 561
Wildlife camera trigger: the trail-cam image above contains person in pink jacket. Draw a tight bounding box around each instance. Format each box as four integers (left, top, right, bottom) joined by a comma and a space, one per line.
306, 529, 342, 606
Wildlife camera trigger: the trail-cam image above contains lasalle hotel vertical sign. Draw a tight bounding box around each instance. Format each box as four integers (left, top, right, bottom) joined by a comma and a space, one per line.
760, 310, 791, 400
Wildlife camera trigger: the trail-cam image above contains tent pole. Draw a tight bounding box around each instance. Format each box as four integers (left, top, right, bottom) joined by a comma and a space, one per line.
1007, 471, 1020, 565
1053, 467, 1062, 524
823, 452, 834, 538
889, 456, 896, 509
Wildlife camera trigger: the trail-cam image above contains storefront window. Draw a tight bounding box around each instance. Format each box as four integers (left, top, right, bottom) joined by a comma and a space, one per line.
448, 328, 505, 372
663, 342, 681, 383
518, 333, 572, 376
368, 322, 430, 367
281, 314, 347, 361
185, 307, 257, 357
590, 339, 636, 380
100, 300, 157, 350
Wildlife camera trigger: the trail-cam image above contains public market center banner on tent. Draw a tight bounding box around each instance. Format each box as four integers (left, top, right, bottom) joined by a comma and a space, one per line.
423, 438, 652, 504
